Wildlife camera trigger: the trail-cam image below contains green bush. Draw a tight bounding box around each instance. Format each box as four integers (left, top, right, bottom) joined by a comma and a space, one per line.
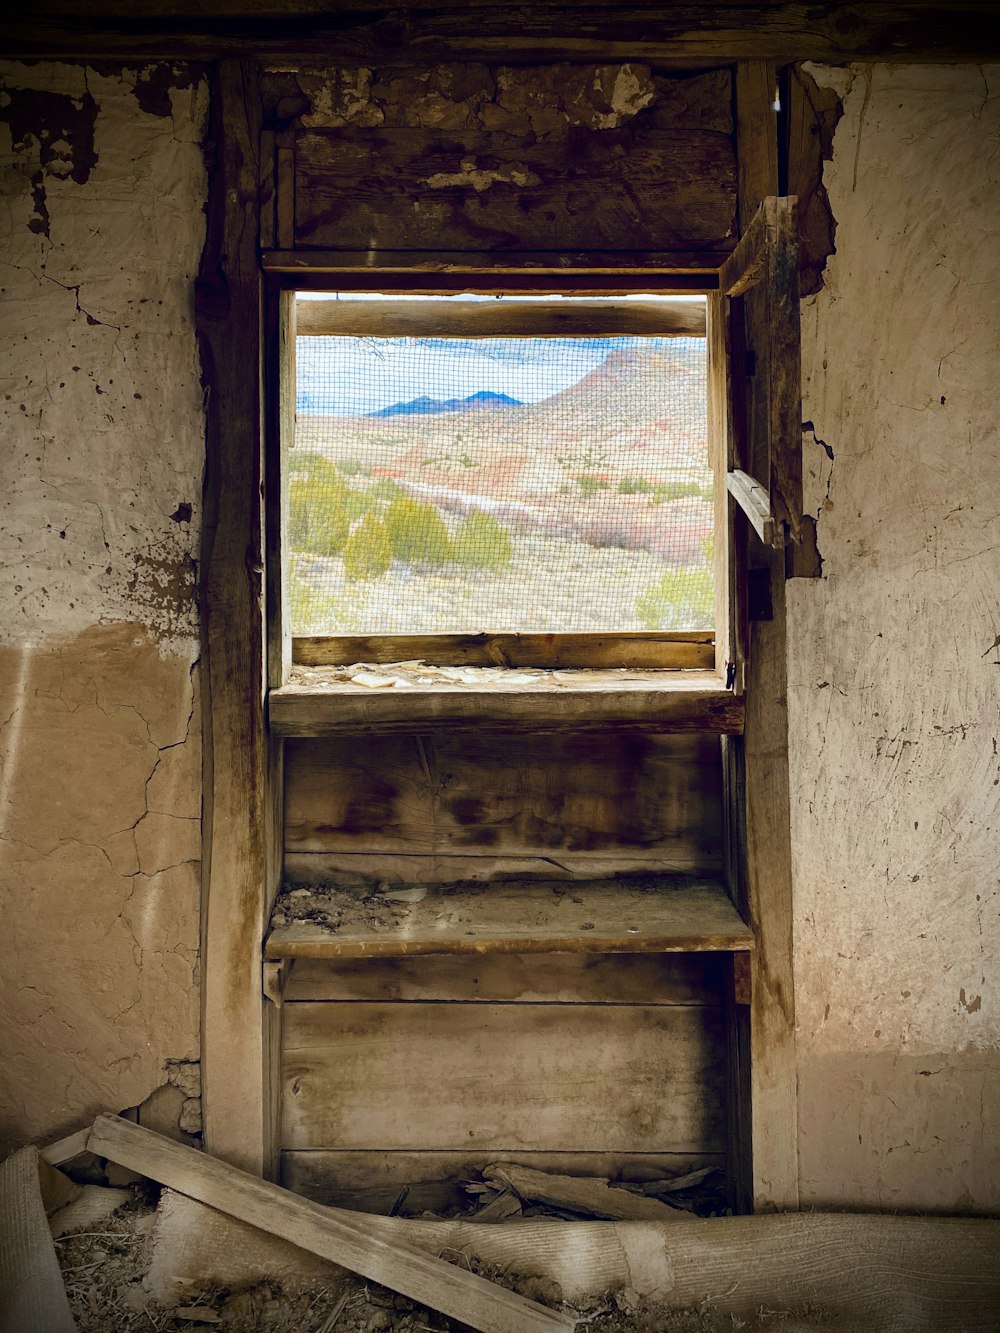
636, 560, 714, 630
342, 512, 392, 581
451, 511, 514, 570
618, 476, 655, 495
309, 499, 351, 556
572, 473, 610, 500
384, 498, 451, 565
288, 478, 313, 550
650, 479, 708, 505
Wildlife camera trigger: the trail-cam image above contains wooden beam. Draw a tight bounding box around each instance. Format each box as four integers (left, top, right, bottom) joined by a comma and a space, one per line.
293, 632, 715, 671
266, 250, 727, 279
198, 59, 274, 1177
733, 60, 799, 1213
296, 297, 706, 339
268, 668, 744, 736
87, 1115, 575, 1333
4, 5, 999, 62
726, 469, 776, 547
266, 877, 754, 960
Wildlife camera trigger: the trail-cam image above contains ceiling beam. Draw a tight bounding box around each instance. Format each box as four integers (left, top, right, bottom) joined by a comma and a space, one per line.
3, 4, 1000, 64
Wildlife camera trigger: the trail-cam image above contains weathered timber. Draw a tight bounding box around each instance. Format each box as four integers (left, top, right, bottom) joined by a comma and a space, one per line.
198, 59, 273, 1176
5, 6, 1000, 63
292, 632, 714, 670
293, 127, 736, 253
284, 950, 726, 1004
271, 258, 721, 287
281, 1002, 726, 1152
732, 63, 798, 1213
270, 667, 743, 735
295, 297, 707, 338
280, 1150, 723, 1215
265, 876, 753, 959
726, 469, 776, 547
86, 1115, 573, 1333
283, 731, 723, 867
484, 1162, 686, 1221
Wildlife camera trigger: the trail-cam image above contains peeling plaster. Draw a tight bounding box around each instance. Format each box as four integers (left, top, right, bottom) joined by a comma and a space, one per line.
0, 62, 208, 1150
789, 64, 1000, 1211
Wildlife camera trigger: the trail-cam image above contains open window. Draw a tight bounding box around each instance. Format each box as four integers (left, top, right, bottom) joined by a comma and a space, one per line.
266, 197, 800, 732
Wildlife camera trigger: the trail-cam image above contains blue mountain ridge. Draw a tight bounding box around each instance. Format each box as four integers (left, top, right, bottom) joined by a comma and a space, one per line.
368, 390, 523, 417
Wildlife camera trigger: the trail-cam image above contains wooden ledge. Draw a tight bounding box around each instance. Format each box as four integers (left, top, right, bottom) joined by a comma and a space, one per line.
265, 876, 753, 960
269, 665, 743, 735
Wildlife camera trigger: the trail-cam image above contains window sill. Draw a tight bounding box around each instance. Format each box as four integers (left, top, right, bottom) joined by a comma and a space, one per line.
265, 875, 752, 961
268, 664, 743, 735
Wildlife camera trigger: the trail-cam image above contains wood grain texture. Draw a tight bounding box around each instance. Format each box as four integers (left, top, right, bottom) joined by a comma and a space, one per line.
283, 731, 723, 866
293, 126, 736, 253
198, 59, 274, 1176
284, 951, 726, 1004
270, 668, 743, 736
733, 62, 798, 1213
280, 1148, 722, 1214
285, 851, 716, 885
266, 878, 751, 960
295, 298, 707, 338
281, 1002, 726, 1152
293, 633, 715, 671
726, 469, 776, 547
87, 1116, 573, 1333
7, 7, 1000, 63
0, 1148, 76, 1333
268, 253, 723, 282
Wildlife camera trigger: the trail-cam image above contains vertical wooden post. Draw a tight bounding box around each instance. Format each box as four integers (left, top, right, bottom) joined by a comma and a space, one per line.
198, 58, 275, 1176
734, 59, 800, 1211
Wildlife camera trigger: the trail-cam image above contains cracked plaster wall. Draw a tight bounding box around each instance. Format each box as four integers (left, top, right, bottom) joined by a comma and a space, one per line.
0, 61, 208, 1149
790, 64, 1000, 1211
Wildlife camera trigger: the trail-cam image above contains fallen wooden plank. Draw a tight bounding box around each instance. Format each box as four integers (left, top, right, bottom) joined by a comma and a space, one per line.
0, 1147, 77, 1333
39, 1128, 91, 1168
485, 1163, 685, 1223
87, 1115, 574, 1333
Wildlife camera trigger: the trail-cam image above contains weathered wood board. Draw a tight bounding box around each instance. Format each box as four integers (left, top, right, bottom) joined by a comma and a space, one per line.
284, 731, 723, 866
280, 1148, 724, 1215
284, 951, 726, 1004
293, 126, 736, 252
281, 1002, 725, 1152
266, 878, 751, 959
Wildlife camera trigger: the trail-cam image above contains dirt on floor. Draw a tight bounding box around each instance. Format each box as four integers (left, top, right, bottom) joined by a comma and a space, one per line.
54, 1191, 834, 1333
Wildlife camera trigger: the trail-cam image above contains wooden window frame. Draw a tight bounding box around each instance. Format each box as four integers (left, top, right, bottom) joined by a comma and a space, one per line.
270, 282, 728, 677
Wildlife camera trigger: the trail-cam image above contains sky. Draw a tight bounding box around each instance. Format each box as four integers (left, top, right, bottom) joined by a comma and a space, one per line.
296, 334, 700, 415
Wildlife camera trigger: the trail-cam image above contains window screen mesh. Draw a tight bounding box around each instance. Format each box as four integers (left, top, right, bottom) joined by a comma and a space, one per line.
291, 328, 712, 635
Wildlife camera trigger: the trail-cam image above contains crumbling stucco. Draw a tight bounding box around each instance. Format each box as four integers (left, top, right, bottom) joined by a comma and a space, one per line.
790, 64, 1000, 1211
265, 61, 725, 136
0, 61, 208, 1150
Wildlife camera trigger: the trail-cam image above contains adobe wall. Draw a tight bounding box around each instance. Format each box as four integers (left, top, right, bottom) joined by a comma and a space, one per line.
790, 63, 1000, 1211
0, 61, 208, 1149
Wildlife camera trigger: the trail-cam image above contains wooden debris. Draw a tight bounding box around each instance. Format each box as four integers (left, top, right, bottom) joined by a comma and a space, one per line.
39, 1128, 91, 1168
0, 1146, 77, 1333
640, 1166, 716, 1196
473, 1190, 523, 1224
88, 1114, 574, 1333
483, 1163, 686, 1222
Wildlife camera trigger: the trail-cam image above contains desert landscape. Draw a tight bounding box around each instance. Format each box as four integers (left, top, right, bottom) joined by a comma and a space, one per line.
290, 336, 713, 634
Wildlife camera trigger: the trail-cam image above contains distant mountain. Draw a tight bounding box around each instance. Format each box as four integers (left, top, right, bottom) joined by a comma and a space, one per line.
369, 390, 522, 418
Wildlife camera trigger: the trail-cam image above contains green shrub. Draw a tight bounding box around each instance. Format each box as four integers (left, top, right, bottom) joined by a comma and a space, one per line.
309, 499, 351, 556
336, 457, 370, 477
288, 479, 313, 550
342, 512, 392, 581
384, 498, 451, 565
636, 560, 714, 630
573, 473, 610, 499
650, 479, 708, 505
618, 476, 655, 495
451, 511, 513, 570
